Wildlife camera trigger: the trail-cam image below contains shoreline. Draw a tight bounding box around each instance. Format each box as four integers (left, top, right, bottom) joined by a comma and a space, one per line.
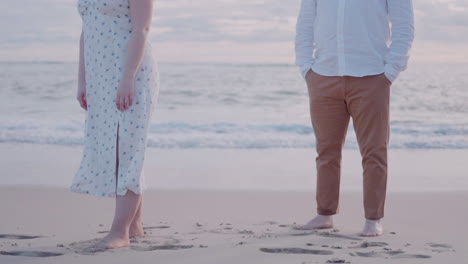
1, 143, 467, 192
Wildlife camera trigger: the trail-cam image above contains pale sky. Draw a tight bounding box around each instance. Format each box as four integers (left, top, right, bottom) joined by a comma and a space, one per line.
0, 0, 467, 63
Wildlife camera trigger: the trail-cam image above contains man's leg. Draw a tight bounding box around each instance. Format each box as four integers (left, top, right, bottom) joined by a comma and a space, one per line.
295, 70, 350, 230
346, 74, 391, 236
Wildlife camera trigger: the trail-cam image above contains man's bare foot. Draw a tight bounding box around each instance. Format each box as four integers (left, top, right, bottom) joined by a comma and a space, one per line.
360, 219, 383, 237
129, 223, 145, 238
293, 215, 334, 230
93, 231, 129, 249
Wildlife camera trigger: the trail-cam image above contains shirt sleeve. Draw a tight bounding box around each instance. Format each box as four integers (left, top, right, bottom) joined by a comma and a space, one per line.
385, 0, 415, 83
295, 0, 317, 79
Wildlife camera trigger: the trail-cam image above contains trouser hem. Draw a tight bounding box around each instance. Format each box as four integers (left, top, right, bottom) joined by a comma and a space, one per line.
317, 209, 338, 216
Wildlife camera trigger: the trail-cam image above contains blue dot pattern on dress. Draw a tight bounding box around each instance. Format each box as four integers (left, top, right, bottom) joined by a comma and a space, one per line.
71, 0, 159, 198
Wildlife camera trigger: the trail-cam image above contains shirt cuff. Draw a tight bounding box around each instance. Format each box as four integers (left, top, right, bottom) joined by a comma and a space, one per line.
384, 64, 401, 83
300, 63, 314, 79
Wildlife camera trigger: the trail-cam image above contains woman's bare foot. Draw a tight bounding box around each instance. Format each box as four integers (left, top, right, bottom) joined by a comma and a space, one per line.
360, 219, 383, 237
129, 222, 145, 238
293, 215, 334, 230
93, 231, 130, 249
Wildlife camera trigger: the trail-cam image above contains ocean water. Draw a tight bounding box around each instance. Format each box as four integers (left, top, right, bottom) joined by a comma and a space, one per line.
0, 61, 467, 149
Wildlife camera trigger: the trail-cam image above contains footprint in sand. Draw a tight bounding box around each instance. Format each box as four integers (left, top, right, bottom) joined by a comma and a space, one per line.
68, 238, 109, 255
131, 244, 194, 251
238, 230, 254, 235
143, 226, 171, 230
318, 232, 362, 241
0, 234, 44, 240
426, 243, 455, 253
290, 231, 317, 237
0, 250, 63, 257
349, 241, 388, 248
288, 230, 362, 242
350, 250, 431, 259
326, 258, 350, 263
260, 247, 334, 255
351, 250, 403, 257
255, 221, 279, 226
69, 240, 190, 255
98, 225, 171, 234
392, 253, 432, 259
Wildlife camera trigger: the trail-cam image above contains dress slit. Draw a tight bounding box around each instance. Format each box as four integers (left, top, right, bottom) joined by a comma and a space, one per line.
115, 122, 120, 193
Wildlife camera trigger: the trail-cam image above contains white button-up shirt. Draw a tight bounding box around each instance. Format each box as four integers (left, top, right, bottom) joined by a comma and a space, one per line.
295, 0, 415, 82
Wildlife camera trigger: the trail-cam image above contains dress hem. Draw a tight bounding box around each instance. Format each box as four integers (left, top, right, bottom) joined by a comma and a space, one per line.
70, 185, 143, 198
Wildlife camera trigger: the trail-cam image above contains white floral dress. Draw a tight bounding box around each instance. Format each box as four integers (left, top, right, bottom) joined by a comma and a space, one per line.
71, 0, 159, 197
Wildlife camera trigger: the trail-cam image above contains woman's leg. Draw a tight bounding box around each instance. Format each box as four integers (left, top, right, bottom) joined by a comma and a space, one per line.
93, 127, 139, 248
94, 122, 144, 248
95, 191, 141, 249
129, 196, 144, 238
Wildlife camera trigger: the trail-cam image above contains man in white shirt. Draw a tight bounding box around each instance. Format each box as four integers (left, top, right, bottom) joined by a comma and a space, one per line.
294, 0, 414, 236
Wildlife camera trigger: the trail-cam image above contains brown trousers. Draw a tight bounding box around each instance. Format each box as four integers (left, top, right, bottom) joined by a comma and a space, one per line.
306, 70, 391, 220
